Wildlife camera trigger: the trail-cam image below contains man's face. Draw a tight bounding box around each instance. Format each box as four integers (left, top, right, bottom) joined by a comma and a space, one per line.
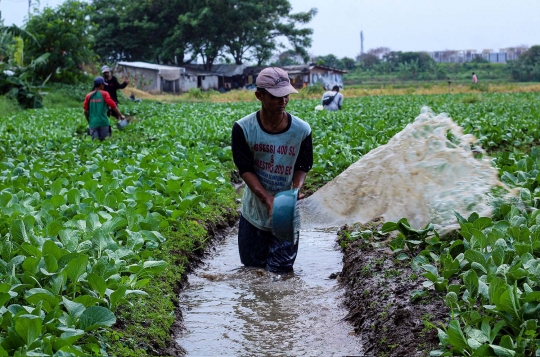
103, 71, 110, 79
256, 90, 289, 114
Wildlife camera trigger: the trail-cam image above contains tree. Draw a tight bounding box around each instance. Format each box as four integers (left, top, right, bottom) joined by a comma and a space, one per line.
367, 47, 390, 59
358, 53, 380, 70
196, 0, 317, 66
90, 0, 316, 69
0, 16, 50, 108
382, 51, 434, 73
507, 45, 540, 81
24, 0, 96, 82
272, 50, 302, 66
518, 45, 540, 66
91, 0, 192, 64
470, 56, 489, 64
314, 54, 342, 68
341, 57, 357, 70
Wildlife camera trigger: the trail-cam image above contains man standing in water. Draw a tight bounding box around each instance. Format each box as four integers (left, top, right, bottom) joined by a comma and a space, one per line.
231, 67, 313, 274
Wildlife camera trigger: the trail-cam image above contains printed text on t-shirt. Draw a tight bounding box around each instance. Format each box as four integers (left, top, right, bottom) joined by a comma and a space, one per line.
254, 144, 296, 156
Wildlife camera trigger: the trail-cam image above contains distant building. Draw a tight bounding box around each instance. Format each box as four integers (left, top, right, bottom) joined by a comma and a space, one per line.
117, 61, 185, 94
183, 64, 247, 91
116, 61, 221, 94
244, 64, 347, 90
428, 46, 529, 64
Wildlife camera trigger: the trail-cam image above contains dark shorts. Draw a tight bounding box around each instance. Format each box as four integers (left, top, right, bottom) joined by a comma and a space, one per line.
89, 126, 111, 141
238, 215, 299, 274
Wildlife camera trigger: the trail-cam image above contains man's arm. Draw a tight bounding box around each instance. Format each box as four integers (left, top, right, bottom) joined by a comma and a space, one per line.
232, 122, 274, 214
293, 132, 313, 199
83, 94, 90, 123
241, 172, 274, 215
113, 76, 129, 89
338, 94, 343, 110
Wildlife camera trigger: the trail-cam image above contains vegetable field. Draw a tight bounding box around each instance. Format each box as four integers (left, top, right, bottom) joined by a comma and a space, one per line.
1, 91, 540, 356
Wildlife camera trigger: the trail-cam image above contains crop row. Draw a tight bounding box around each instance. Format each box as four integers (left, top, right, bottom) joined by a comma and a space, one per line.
1, 91, 539, 355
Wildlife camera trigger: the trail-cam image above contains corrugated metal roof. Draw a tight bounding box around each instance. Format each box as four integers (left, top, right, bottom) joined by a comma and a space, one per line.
243, 65, 348, 76
117, 61, 186, 72
211, 64, 246, 76
183, 64, 246, 76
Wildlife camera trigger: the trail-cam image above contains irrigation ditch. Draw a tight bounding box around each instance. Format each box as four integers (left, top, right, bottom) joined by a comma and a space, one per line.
164, 213, 450, 357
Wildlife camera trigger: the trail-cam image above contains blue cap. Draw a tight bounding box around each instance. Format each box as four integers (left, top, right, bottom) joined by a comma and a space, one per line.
94, 76, 105, 85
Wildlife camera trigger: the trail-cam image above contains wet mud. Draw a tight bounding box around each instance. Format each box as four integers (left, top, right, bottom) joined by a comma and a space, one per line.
338, 221, 449, 357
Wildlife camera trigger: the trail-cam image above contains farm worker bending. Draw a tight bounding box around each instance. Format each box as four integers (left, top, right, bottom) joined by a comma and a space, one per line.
321, 85, 344, 111
83, 76, 126, 141
231, 67, 313, 274
102, 65, 129, 119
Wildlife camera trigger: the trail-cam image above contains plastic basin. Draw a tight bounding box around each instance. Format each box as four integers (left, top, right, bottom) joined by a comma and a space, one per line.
117, 119, 129, 130
272, 188, 299, 243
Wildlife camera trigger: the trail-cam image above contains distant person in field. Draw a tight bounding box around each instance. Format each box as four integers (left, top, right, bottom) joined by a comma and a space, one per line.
321, 85, 344, 111
231, 67, 313, 274
101, 65, 129, 119
83, 76, 126, 141
472, 72, 478, 84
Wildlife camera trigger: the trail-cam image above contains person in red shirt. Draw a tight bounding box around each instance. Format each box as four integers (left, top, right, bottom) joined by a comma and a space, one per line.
83, 76, 125, 141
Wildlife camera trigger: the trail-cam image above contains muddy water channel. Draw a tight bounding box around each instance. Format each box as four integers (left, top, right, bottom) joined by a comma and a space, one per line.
176, 228, 364, 356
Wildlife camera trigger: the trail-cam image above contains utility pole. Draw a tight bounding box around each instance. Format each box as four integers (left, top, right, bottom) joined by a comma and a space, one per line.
360, 31, 364, 56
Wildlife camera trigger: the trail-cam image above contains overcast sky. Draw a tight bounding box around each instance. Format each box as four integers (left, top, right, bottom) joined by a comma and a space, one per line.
2, 0, 539, 59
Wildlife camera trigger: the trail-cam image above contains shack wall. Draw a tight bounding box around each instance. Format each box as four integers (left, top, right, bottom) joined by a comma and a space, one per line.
200, 75, 219, 91
181, 73, 198, 92
310, 68, 344, 89
119, 67, 159, 92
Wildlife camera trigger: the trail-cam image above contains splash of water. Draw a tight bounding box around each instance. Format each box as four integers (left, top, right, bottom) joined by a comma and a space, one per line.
300, 107, 503, 233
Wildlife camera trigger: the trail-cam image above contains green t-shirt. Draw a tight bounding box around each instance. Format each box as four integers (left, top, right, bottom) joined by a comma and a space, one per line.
88, 90, 110, 128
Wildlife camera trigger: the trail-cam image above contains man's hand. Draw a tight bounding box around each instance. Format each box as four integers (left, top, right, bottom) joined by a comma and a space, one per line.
261, 194, 275, 217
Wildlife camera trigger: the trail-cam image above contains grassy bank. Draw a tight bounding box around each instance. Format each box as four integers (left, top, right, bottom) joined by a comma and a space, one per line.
103, 195, 238, 356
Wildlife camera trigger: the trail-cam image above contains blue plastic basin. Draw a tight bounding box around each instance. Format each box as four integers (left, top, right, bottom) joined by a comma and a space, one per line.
272, 188, 299, 243
117, 119, 129, 130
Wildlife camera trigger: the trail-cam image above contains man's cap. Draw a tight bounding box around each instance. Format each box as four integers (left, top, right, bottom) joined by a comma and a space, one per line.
101, 65, 111, 73
94, 76, 105, 85
256, 67, 298, 97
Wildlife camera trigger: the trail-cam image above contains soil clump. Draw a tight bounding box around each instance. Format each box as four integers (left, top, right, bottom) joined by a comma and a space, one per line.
338, 219, 450, 357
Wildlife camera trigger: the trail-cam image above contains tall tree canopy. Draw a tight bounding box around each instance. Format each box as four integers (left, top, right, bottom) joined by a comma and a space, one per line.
91, 0, 316, 69
24, 0, 96, 82
91, 0, 191, 64
507, 45, 540, 81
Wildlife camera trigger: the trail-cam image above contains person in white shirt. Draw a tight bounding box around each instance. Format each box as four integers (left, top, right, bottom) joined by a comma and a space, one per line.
321, 85, 344, 111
